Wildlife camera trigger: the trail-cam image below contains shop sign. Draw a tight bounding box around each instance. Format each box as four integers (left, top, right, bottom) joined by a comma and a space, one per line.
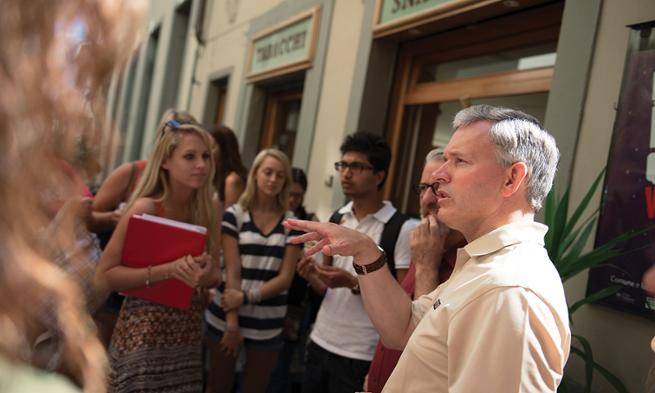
247, 7, 320, 81
378, 0, 452, 25
373, 0, 472, 36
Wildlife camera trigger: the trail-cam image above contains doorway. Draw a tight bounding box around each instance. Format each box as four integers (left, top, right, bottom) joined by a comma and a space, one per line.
259, 88, 303, 163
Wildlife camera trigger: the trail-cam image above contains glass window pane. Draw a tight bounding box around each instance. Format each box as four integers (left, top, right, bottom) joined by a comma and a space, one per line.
394, 92, 549, 215
418, 42, 558, 83
431, 93, 548, 146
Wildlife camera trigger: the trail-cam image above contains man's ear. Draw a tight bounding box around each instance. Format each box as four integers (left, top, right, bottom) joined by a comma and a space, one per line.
375, 170, 386, 188
501, 162, 528, 197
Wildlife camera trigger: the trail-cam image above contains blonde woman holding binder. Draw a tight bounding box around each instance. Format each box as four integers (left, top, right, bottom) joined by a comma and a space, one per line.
94, 119, 221, 393
91, 108, 198, 348
205, 149, 302, 393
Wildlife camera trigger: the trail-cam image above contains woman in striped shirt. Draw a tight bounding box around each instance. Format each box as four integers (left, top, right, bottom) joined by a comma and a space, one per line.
205, 148, 302, 393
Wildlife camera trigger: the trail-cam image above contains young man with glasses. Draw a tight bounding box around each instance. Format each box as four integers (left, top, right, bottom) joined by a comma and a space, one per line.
296, 131, 416, 393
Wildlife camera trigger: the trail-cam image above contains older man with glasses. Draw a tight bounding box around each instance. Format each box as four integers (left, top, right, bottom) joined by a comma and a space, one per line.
364, 148, 466, 393
297, 131, 417, 393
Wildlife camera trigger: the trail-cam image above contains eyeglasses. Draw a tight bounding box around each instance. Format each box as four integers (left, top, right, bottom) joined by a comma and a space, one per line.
334, 161, 374, 174
414, 181, 439, 196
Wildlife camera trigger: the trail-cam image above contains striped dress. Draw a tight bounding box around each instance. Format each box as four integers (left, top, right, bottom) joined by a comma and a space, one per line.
205, 205, 301, 341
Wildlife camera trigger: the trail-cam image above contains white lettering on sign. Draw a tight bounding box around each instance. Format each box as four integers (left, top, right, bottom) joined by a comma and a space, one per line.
255, 31, 307, 63
391, 0, 432, 14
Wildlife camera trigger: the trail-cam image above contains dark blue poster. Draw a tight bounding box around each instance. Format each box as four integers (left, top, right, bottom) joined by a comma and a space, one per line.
587, 35, 655, 319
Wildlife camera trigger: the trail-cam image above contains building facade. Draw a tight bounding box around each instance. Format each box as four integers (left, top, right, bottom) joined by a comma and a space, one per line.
104, 1, 655, 391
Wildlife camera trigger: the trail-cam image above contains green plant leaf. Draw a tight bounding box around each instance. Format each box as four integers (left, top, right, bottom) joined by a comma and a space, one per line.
544, 169, 639, 393
559, 217, 598, 268
571, 338, 594, 393
559, 227, 654, 281
545, 190, 557, 256
545, 188, 570, 262
550, 188, 570, 261
558, 244, 620, 280
569, 346, 630, 393
560, 249, 623, 281
569, 286, 621, 315
562, 169, 606, 241
558, 236, 636, 280
558, 208, 599, 258
591, 358, 630, 393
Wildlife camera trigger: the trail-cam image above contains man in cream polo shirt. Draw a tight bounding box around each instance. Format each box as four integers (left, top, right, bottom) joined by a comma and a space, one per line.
285, 105, 571, 392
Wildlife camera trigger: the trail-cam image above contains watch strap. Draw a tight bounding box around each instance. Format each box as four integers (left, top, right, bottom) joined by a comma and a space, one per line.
352, 250, 387, 275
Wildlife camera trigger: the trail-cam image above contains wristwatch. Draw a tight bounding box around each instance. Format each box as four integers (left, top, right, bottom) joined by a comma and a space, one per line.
352, 248, 387, 275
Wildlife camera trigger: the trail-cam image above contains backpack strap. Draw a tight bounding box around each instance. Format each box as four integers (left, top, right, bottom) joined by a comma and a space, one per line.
328, 210, 344, 225
330, 207, 408, 278
379, 210, 410, 278
321, 209, 344, 267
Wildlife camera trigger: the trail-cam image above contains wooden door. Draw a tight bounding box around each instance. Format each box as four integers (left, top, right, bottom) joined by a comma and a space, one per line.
259, 89, 303, 162
213, 83, 228, 127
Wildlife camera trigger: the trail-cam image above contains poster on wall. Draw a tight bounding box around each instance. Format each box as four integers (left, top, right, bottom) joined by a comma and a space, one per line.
587, 24, 655, 320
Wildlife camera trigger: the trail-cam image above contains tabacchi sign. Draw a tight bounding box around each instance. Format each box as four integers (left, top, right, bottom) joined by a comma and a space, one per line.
247, 7, 320, 82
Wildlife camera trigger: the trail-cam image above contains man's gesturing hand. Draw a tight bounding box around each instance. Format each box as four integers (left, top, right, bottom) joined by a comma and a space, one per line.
284, 219, 381, 264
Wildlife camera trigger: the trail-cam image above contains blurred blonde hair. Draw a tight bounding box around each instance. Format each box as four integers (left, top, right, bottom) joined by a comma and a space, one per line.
127, 122, 218, 252
238, 149, 292, 213
0, 0, 145, 392
153, 108, 198, 142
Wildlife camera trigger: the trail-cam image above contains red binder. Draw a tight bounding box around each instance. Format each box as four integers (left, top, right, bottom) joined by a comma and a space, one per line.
121, 214, 207, 309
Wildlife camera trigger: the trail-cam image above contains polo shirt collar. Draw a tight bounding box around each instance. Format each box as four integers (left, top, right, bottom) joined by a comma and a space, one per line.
463, 221, 548, 258
339, 200, 396, 224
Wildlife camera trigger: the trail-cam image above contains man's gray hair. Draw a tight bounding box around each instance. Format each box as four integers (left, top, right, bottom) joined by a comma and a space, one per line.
425, 147, 444, 163
452, 104, 559, 211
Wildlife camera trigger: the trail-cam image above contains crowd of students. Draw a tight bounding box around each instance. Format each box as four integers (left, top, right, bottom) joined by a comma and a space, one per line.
82, 105, 430, 392
84, 109, 325, 392
51, 96, 467, 393
6, 1, 642, 392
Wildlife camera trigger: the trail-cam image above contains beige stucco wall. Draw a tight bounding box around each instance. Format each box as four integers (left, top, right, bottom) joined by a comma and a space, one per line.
184, 0, 346, 218
187, 0, 281, 126
182, 0, 282, 126
565, 1, 655, 391
303, 0, 366, 220
103, 0, 177, 173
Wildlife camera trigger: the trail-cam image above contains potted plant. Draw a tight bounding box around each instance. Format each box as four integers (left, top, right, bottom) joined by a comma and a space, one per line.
544, 170, 644, 393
